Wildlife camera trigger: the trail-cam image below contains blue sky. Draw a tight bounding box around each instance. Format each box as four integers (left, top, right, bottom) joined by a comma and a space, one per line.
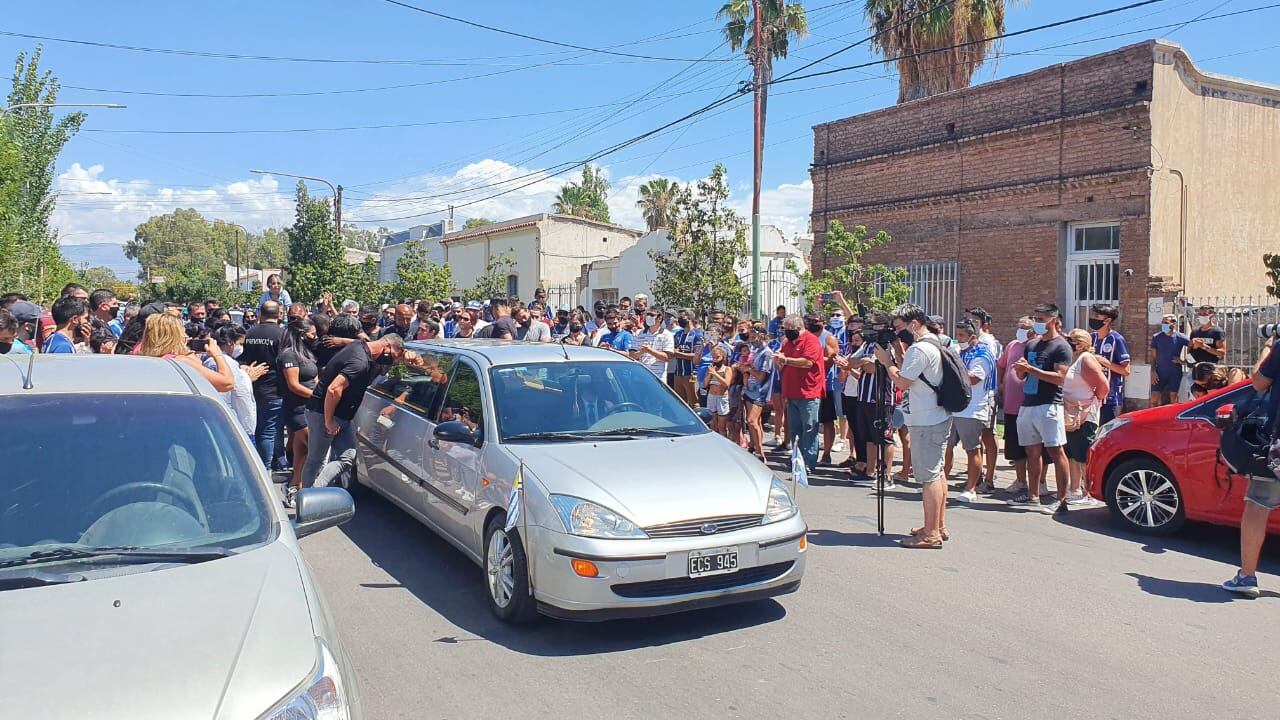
6, 0, 1277, 249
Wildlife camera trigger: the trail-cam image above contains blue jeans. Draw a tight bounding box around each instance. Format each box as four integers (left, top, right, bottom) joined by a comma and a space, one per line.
786, 398, 821, 471
254, 396, 283, 468
303, 410, 356, 488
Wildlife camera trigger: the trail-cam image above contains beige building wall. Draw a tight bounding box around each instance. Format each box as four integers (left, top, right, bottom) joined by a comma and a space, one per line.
443, 227, 537, 297
539, 219, 639, 290
1149, 41, 1280, 298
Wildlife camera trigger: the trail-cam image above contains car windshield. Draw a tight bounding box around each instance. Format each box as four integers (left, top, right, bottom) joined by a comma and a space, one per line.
0, 394, 274, 575
490, 361, 708, 441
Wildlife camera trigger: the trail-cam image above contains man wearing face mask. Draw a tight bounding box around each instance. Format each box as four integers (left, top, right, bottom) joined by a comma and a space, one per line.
632, 311, 674, 377
41, 296, 90, 354
875, 304, 952, 548
1148, 313, 1190, 407
805, 312, 842, 465
303, 334, 418, 487
1011, 303, 1073, 515
1087, 303, 1131, 424
0, 309, 25, 355
1188, 305, 1228, 366
776, 314, 825, 472
998, 316, 1038, 495
669, 310, 704, 407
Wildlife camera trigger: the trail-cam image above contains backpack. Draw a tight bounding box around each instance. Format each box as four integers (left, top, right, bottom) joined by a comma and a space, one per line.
1219, 389, 1275, 479
916, 335, 971, 414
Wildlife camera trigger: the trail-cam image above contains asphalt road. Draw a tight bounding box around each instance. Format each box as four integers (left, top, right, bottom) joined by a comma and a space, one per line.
300, 450, 1280, 720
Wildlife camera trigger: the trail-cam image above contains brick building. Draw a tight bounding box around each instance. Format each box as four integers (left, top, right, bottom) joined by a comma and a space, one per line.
810, 40, 1279, 399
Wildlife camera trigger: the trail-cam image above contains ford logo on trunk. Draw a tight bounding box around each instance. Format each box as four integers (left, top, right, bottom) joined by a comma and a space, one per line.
700, 523, 719, 535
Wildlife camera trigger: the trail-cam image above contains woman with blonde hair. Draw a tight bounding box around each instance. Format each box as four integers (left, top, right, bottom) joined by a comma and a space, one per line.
139, 313, 235, 393
1062, 328, 1110, 506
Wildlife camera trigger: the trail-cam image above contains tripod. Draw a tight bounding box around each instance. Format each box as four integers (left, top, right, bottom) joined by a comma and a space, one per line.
872, 359, 892, 536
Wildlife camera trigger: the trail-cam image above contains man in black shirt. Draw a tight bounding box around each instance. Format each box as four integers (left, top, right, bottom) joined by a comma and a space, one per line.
1011, 302, 1073, 515
1189, 304, 1228, 366
475, 297, 516, 340
240, 300, 287, 468
302, 334, 417, 486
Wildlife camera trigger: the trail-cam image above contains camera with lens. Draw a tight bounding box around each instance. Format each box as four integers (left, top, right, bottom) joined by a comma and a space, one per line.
856, 302, 896, 348
1259, 323, 1279, 339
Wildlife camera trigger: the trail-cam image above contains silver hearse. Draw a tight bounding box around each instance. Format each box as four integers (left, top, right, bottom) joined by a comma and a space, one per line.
352, 340, 806, 622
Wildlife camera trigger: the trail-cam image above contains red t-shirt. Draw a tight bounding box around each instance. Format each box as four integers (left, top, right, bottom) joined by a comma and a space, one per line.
779, 331, 825, 400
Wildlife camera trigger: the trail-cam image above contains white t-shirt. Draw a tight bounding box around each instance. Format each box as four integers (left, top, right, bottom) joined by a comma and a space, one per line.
634, 329, 675, 376
954, 361, 990, 421
898, 339, 947, 427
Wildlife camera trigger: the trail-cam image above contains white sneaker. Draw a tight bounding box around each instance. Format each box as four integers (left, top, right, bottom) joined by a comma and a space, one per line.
956, 490, 978, 503
832, 440, 845, 453
878, 479, 897, 491
1066, 492, 1098, 507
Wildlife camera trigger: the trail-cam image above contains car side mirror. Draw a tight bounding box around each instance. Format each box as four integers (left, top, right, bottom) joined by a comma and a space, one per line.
1213, 404, 1235, 430
434, 420, 479, 446
695, 407, 714, 425
293, 487, 355, 539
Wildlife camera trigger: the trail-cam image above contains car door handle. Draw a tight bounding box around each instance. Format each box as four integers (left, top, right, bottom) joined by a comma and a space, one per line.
428, 438, 440, 449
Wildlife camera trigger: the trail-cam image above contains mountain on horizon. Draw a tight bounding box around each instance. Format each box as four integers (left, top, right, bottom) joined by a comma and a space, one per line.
59, 242, 143, 281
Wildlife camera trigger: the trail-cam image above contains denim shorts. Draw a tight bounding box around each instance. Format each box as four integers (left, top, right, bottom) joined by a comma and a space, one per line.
1245, 475, 1280, 510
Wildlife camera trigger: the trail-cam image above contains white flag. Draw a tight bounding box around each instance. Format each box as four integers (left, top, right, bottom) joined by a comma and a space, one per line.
791, 443, 809, 487
504, 466, 524, 532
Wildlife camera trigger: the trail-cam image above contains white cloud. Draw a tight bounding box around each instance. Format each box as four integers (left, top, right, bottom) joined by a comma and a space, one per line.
50, 159, 814, 249
52, 163, 293, 245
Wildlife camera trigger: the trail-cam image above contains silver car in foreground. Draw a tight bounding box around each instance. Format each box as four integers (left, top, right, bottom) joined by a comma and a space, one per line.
0, 355, 362, 720
352, 340, 807, 622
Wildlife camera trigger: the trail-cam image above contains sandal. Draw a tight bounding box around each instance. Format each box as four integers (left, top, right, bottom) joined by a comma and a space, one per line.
900, 535, 943, 549
910, 526, 950, 541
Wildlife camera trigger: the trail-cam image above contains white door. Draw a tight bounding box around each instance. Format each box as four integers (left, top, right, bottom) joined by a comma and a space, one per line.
1065, 222, 1120, 329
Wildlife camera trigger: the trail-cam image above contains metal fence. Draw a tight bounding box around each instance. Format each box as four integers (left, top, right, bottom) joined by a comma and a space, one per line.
1177, 295, 1278, 370
739, 267, 804, 317
544, 284, 578, 310
879, 261, 960, 326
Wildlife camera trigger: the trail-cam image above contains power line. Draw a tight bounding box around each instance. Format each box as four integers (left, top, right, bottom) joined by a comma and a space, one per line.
344, 0, 1205, 224
379, 0, 736, 62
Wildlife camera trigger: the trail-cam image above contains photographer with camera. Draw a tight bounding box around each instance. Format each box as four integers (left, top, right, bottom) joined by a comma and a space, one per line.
875, 304, 953, 549
1222, 332, 1278, 597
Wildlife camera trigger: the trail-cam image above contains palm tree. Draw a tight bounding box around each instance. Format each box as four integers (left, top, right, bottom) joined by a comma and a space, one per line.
865, 0, 1017, 104
719, 0, 808, 144
636, 178, 678, 231
553, 183, 590, 218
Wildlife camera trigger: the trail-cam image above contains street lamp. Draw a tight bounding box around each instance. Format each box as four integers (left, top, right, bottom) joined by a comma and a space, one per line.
251, 169, 342, 235
226, 222, 250, 292
0, 102, 126, 115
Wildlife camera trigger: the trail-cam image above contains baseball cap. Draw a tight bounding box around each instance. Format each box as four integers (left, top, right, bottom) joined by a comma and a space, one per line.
466, 300, 482, 310
8, 300, 41, 324
558, 304, 571, 312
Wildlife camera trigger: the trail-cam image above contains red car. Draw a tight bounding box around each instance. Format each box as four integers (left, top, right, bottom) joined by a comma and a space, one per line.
1088, 381, 1280, 536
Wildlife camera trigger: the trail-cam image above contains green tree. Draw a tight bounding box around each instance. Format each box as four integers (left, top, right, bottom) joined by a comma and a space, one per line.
392, 239, 453, 302
0, 47, 83, 303
127, 208, 226, 281
341, 225, 387, 253
795, 219, 910, 314
649, 164, 747, 316
1265, 253, 1280, 300
286, 181, 346, 305
341, 256, 390, 307
636, 177, 678, 231
866, 0, 1018, 103
719, 0, 808, 161
553, 165, 611, 223
465, 249, 517, 301
77, 265, 118, 289
247, 227, 288, 270
139, 264, 233, 305
462, 217, 495, 231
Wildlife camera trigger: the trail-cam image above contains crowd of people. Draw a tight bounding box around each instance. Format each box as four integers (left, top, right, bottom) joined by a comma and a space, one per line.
1, 278, 1273, 571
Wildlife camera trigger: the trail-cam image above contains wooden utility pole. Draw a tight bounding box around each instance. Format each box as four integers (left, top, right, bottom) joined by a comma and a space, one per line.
751, 0, 766, 320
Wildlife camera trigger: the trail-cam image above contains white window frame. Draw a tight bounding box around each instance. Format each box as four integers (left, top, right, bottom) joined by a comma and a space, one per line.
1065, 221, 1121, 330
